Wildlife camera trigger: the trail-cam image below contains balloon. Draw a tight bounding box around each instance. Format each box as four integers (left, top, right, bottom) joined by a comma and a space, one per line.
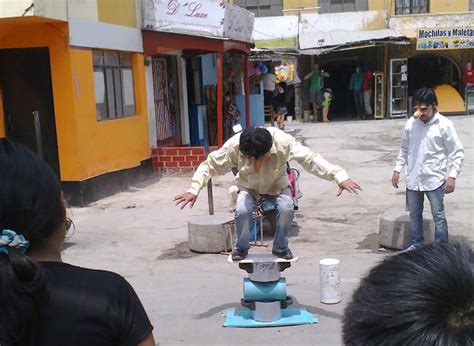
260, 65, 268, 74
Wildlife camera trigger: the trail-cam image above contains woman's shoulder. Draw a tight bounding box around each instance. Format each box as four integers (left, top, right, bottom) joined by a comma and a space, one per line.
41, 262, 129, 289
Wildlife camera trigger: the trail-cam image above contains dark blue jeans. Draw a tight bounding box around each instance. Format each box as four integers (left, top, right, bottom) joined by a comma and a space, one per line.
407, 185, 448, 248
234, 189, 294, 252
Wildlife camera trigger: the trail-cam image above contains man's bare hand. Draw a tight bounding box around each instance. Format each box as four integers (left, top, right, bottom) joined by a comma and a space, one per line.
392, 171, 400, 189
337, 179, 362, 196
174, 192, 197, 209
443, 177, 456, 194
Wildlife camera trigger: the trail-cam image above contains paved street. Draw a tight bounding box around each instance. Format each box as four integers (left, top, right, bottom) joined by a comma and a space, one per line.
65, 116, 473, 346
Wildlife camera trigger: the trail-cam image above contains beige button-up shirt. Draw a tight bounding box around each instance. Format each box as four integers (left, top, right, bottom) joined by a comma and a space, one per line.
188, 127, 350, 197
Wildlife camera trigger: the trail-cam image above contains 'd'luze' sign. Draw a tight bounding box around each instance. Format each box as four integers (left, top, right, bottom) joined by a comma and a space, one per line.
143, 0, 254, 43
417, 27, 474, 50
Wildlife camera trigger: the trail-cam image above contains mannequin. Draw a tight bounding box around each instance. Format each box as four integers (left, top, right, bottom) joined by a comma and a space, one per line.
349, 66, 364, 119
464, 62, 474, 94
305, 64, 329, 121
362, 66, 374, 119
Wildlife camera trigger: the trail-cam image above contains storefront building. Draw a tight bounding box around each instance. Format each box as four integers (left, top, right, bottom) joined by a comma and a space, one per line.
0, 0, 151, 206
388, 12, 473, 116
249, 0, 473, 120
142, 0, 255, 174
298, 10, 407, 120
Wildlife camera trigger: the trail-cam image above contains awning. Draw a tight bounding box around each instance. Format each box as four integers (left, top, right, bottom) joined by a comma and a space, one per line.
299, 10, 407, 55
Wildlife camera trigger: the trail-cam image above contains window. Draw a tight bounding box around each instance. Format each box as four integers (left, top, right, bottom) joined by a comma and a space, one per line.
329, 0, 356, 12
233, 0, 283, 17
395, 0, 429, 15
470, 0, 474, 11
319, 0, 367, 14
93, 50, 136, 121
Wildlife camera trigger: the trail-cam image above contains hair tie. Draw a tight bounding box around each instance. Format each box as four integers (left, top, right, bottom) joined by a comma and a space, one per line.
0, 229, 30, 254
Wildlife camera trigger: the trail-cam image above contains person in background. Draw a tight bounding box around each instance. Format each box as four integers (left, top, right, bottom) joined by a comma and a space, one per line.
0, 138, 155, 346
321, 88, 333, 123
174, 127, 361, 261
305, 64, 329, 121
392, 87, 464, 253
343, 242, 474, 345
349, 65, 364, 120
362, 66, 374, 119
273, 81, 287, 129
262, 65, 276, 108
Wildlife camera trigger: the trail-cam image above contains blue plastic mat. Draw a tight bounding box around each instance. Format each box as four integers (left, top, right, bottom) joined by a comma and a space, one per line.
224, 308, 317, 328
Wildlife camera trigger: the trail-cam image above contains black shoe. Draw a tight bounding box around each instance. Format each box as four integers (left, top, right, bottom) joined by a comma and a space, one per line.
272, 248, 293, 260
232, 248, 248, 261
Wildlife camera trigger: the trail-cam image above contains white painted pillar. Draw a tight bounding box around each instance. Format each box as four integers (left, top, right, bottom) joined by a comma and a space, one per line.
178, 54, 190, 145
145, 57, 157, 148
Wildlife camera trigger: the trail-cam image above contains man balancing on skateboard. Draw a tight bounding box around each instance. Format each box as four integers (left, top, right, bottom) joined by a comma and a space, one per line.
174, 127, 361, 261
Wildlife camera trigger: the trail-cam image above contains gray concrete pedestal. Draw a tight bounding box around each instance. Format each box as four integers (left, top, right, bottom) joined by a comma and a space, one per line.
379, 209, 435, 250
188, 213, 234, 253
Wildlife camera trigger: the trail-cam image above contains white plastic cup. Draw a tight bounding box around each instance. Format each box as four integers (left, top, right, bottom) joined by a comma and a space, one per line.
319, 258, 341, 304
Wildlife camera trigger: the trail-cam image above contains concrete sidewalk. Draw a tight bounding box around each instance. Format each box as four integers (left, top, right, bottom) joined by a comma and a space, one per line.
64, 116, 474, 345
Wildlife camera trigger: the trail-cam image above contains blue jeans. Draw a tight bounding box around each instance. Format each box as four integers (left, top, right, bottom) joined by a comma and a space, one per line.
406, 185, 448, 248
234, 188, 294, 252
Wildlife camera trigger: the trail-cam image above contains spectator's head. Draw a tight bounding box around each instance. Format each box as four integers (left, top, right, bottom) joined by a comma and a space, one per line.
0, 138, 67, 344
343, 242, 474, 346
239, 127, 273, 159
412, 87, 438, 122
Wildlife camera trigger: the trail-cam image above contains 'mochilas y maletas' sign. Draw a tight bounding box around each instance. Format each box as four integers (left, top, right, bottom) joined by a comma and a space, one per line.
143, 0, 254, 43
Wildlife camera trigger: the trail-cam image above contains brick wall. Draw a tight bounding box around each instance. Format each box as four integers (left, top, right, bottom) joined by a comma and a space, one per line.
152, 146, 218, 174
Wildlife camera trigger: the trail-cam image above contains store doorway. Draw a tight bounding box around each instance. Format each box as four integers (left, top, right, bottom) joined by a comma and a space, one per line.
152, 55, 181, 147
322, 59, 363, 120
0, 47, 60, 176
408, 54, 461, 94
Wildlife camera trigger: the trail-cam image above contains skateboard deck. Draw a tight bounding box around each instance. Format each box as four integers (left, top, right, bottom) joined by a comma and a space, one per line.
227, 253, 298, 264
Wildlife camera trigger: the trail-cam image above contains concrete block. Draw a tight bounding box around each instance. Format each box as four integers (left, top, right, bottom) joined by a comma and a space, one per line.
379, 209, 435, 250
188, 213, 234, 253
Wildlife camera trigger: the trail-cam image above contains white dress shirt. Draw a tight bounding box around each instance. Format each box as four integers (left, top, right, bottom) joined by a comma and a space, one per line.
394, 112, 464, 191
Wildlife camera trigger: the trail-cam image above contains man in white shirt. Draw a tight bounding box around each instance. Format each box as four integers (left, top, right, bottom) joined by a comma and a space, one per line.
392, 88, 464, 252
175, 127, 361, 261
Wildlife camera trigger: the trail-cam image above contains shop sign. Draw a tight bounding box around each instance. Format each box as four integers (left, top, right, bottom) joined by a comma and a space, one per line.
143, 0, 253, 43
417, 27, 474, 50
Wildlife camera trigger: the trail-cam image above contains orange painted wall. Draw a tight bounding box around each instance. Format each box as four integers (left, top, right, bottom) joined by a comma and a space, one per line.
69, 49, 150, 180
0, 19, 150, 181
0, 20, 80, 179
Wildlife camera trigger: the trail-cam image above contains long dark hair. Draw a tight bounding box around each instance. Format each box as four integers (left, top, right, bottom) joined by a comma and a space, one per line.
0, 138, 65, 345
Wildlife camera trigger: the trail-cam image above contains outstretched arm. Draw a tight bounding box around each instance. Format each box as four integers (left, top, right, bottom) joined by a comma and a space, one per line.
174, 141, 237, 208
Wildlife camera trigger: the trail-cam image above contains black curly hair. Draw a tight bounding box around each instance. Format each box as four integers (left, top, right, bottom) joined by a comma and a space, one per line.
239, 127, 273, 159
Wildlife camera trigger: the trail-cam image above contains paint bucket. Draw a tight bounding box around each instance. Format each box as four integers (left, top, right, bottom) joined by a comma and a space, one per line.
303, 110, 311, 122
319, 258, 341, 304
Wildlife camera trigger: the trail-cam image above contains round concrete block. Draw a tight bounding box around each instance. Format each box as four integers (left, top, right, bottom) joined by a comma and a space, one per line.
379, 209, 435, 250
188, 213, 234, 253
